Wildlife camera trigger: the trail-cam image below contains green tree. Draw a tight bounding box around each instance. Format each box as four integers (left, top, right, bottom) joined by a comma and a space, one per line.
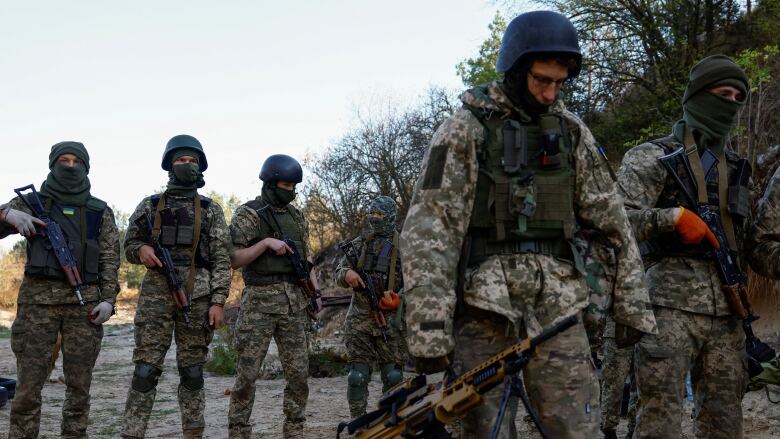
455, 11, 506, 87
206, 191, 244, 224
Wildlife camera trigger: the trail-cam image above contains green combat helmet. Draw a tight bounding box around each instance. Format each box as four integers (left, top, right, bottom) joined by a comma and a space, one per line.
161, 134, 208, 171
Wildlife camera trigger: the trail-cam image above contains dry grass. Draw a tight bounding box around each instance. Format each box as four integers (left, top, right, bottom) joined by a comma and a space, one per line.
0, 251, 23, 308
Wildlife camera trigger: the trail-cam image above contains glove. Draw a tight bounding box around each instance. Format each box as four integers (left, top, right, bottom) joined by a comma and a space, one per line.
379, 291, 400, 311
3, 208, 45, 237
89, 301, 113, 325
413, 353, 453, 374
614, 323, 645, 348
674, 207, 719, 248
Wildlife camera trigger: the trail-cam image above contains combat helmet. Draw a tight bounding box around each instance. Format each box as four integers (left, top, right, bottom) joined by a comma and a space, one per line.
496, 10, 582, 76
259, 154, 303, 184
161, 134, 208, 171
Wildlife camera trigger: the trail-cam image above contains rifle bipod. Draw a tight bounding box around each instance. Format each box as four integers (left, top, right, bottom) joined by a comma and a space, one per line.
490, 374, 548, 439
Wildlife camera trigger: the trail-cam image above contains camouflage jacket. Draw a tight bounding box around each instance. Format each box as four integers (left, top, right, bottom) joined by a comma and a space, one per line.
618, 135, 755, 315
400, 82, 656, 358
124, 192, 231, 305
747, 165, 780, 279
335, 233, 404, 336
0, 195, 120, 305
229, 201, 309, 314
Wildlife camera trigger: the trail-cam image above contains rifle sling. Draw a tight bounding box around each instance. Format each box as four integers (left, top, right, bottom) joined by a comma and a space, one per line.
684, 127, 738, 251
388, 232, 399, 293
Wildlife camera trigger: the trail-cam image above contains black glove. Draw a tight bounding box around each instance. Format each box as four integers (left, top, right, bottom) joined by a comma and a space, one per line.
413, 353, 453, 374
614, 323, 645, 349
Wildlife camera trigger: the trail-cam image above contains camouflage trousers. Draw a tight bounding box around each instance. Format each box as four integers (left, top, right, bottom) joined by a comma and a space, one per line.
121, 293, 214, 438
600, 336, 637, 434
634, 306, 747, 439
228, 292, 309, 439
344, 314, 405, 417
453, 307, 599, 439
9, 302, 103, 439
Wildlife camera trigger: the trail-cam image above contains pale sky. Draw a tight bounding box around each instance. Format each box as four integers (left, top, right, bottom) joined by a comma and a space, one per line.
0, 1, 504, 249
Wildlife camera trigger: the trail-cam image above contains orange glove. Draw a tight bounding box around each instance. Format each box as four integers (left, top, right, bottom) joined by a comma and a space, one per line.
379, 291, 400, 311
674, 208, 720, 248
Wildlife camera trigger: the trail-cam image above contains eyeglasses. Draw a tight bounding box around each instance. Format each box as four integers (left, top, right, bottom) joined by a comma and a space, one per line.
528, 71, 568, 89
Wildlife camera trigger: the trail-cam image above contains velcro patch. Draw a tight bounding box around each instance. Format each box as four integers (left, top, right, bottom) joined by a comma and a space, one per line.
420, 320, 446, 331
421, 144, 448, 189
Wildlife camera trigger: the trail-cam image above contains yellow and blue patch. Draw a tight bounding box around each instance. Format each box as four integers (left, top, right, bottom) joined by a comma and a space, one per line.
62, 207, 75, 216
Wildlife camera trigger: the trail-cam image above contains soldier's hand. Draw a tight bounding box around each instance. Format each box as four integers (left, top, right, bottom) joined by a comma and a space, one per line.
674, 207, 719, 248
3, 208, 46, 237
614, 323, 645, 348
209, 304, 225, 328
344, 270, 366, 289
139, 245, 163, 268
89, 301, 113, 325
414, 353, 453, 374
263, 238, 292, 255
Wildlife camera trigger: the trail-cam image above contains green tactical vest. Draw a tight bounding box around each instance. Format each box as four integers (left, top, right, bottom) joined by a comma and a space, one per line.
242, 198, 308, 285
466, 104, 577, 262
25, 195, 105, 284
150, 194, 212, 268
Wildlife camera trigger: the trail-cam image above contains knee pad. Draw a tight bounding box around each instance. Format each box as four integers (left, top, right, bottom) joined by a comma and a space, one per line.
380, 363, 403, 390
179, 365, 204, 391
347, 363, 370, 401
131, 362, 162, 393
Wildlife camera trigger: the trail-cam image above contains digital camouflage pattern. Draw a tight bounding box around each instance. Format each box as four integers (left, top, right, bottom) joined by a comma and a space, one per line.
400, 82, 653, 437
618, 136, 752, 438
9, 303, 105, 439
747, 164, 780, 278
579, 236, 617, 352
633, 307, 745, 439
227, 203, 310, 439
335, 233, 407, 417
1, 194, 119, 439
122, 297, 214, 438
122, 193, 231, 438
600, 316, 637, 435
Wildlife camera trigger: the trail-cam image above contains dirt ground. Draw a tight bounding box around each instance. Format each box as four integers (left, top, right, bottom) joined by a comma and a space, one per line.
1, 301, 780, 438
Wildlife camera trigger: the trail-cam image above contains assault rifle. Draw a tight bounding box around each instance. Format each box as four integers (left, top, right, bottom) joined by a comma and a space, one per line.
336, 315, 578, 439
262, 208, 321, 319
321, 294, 353, 308
658, 147, 775, 374
135, 212, 191, 323
14, 184, 86, 305
339, 239, 390, 342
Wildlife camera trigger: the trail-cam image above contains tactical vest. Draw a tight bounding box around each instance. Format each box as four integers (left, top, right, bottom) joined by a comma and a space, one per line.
25, 195, 105, 284
151, 194, 212, 268
242, 198, 307, 285
358, 233, 401, 292
643, 135, 750, 260
466, 106, 577, 263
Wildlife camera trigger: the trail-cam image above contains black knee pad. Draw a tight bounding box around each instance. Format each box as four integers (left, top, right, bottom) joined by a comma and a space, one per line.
179, 365, 204, 391
131, 362, 162, 393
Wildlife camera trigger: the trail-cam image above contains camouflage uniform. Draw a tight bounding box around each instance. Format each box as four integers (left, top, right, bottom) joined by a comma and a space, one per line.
618, 132, 752, 438
400, 82, 656, 438
227, 199, 310, 439
2, 196, 120, 438
335, 231, 406, 418
121, 193, 231, 438
600, 316, 637, 437
748, 164, 780, 278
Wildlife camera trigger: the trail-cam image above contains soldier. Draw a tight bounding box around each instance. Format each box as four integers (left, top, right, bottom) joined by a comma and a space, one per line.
399, 10, 656, 438
121, 134, 231, 439
227, 154, 320, 439
1, 141, 120, 438
617, 55, 753, 438
335, 195, 406, 418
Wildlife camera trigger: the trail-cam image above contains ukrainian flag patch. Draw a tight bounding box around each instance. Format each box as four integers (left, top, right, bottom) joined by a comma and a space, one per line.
62, 207, 75, 215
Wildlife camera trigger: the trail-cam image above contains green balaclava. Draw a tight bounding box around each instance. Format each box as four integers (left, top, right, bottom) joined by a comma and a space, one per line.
166, 148, 205, 197
678, 55, 749, 151
261, 182, 296, 208
367, 196, 398, 237
40, 141, 91, 206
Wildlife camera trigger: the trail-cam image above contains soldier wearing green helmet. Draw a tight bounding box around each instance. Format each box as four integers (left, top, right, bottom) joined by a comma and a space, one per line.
120, 134, 231, 439
399, 10, 656, 438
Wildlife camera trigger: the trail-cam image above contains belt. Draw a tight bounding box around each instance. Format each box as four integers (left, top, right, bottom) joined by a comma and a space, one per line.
244, 273, 298, 286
